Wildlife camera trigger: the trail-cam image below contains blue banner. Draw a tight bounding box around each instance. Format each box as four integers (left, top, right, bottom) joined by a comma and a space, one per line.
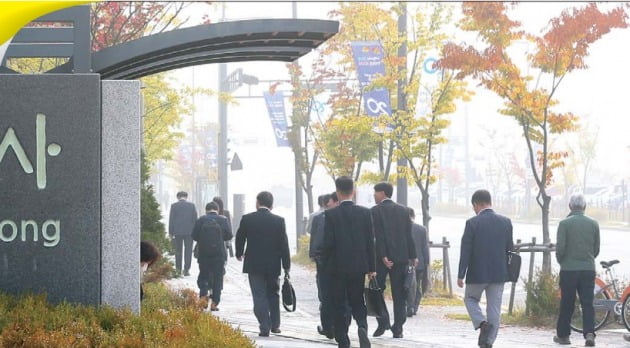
350, 41, 392, 117
263, 91, 290, 147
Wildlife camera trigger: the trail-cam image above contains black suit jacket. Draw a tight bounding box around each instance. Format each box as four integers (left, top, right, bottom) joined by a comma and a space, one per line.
322, 201, 375, 274
235, 208, 290, 277
308, 210, 326, 259
458, 209, 514, 284
411, 223, 430, 271
168, 200, 197, 236
371, 199, 416, 263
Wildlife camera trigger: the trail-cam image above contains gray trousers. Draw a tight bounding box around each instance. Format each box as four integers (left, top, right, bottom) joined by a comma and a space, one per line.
248, 273, 280, 333
464, 282, 505, 345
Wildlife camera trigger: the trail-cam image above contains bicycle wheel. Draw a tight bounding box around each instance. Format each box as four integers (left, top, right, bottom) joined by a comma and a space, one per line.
623, 294, 630, 331
570, 288, 611, 333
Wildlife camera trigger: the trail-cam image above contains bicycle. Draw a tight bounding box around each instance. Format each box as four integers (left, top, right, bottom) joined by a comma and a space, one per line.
570, 259, 630, 333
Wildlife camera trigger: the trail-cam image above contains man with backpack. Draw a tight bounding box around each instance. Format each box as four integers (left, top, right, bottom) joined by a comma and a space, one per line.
192, 201, 233, 311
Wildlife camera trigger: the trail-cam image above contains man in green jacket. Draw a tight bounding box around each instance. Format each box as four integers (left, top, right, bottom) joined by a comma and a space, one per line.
553, 194, 600, 347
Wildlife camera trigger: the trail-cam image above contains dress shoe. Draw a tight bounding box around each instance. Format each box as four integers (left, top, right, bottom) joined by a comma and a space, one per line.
271, 328, 281, 334
478, 321, 493, 347
358, 327, 371, 348
585, 333, 595, 347
258, 331, 269, 337
183, 269, 190, 276
210, 302, 219, 311
553, 335, 571, 345
393, 332, 403, 339
372, 326, 390, 337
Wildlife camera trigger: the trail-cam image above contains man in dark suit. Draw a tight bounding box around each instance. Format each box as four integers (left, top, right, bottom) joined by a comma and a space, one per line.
192, 201, 232, 311
235, 191, 290, 337
371, 182, 417, 338
457, 189, 514, 348
169, 191, 197, 276
322, 176, 375, 348
311, 192, 345, 338
407, 207, 430, 317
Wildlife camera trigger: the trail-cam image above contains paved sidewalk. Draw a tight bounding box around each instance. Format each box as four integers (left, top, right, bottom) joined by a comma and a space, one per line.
167, 258, 629, 348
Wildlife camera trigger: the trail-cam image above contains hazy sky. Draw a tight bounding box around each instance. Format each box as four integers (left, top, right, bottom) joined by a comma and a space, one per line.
159, 2, 630, 230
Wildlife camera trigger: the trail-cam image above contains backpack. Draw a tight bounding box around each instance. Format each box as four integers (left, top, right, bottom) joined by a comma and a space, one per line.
197, 218, 225, 258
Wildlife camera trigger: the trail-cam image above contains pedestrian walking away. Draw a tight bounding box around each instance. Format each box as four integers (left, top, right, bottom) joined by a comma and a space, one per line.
371, 182, 417, 338
192, 201, 232, 311
169, 191, 197, 276
458, 189, 514, 348
309, 193, 338, 339
407, 207, 430, 317
553, 193, 600, 347
322, 176, 376, 348
212, 196, 234, 258
235, 191, 291, 337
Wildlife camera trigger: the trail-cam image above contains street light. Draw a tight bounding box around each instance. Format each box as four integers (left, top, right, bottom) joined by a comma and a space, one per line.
217, 65, 259, 209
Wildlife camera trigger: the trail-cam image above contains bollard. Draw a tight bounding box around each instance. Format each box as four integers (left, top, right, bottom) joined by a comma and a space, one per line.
443, 237, 453, 296
508, 238, 521, 315
442, 236, 448, 291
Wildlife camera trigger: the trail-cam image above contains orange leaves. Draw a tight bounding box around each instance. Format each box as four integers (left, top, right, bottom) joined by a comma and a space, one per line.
548, 111, 578, 133
538, 150, 569, 185
440, 3, 629, 191
533, 4, 628, 74
460, 2, 522, 47
437, 43, 502, 79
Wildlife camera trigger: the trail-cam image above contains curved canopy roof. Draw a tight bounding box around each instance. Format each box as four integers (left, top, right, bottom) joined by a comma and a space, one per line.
91, 18, 339, 80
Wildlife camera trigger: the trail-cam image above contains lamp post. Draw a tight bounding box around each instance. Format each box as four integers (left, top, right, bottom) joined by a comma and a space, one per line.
217, 66, 259, 208
396, 2, 408, 205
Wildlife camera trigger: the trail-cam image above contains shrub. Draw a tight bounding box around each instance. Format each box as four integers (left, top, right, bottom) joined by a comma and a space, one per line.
502, 268, 561, 327
141, 153, 172, 256
0, 284, 255, 347
141, 153, 175, 281
525, 269, 560, 320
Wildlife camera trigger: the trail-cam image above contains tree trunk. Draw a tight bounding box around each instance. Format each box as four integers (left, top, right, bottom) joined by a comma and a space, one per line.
305, 174, 314, 214
541, 193, 552, 273
419, 185, 432, 230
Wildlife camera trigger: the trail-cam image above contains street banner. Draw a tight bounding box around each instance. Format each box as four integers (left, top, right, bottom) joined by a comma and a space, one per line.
263, 91, 290, 147
350, 41, 392, 117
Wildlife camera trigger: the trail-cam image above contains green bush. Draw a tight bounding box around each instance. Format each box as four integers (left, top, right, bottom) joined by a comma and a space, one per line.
141, 153, 176, 280
502, 269, 561, 327
141, 153, 172, 256
0, 284, 255, 347
525, 269, 559, 318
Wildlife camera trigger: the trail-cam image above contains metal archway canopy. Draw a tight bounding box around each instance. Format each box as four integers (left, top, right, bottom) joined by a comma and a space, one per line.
90, 18, 338, 80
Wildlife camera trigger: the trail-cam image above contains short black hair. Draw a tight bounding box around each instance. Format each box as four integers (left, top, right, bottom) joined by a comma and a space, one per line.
374, 182, 393, 198
330, 192, 338, 202
471, 189, 492, 205
212, 196, 224, 213
257, 191, 274, 208
317, 194, 330, 208
335, 176, 354, 195
408, 207, 415, 219
140, 241, 160, 266
206, 201, 219, 211
176, 191, 188, 199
